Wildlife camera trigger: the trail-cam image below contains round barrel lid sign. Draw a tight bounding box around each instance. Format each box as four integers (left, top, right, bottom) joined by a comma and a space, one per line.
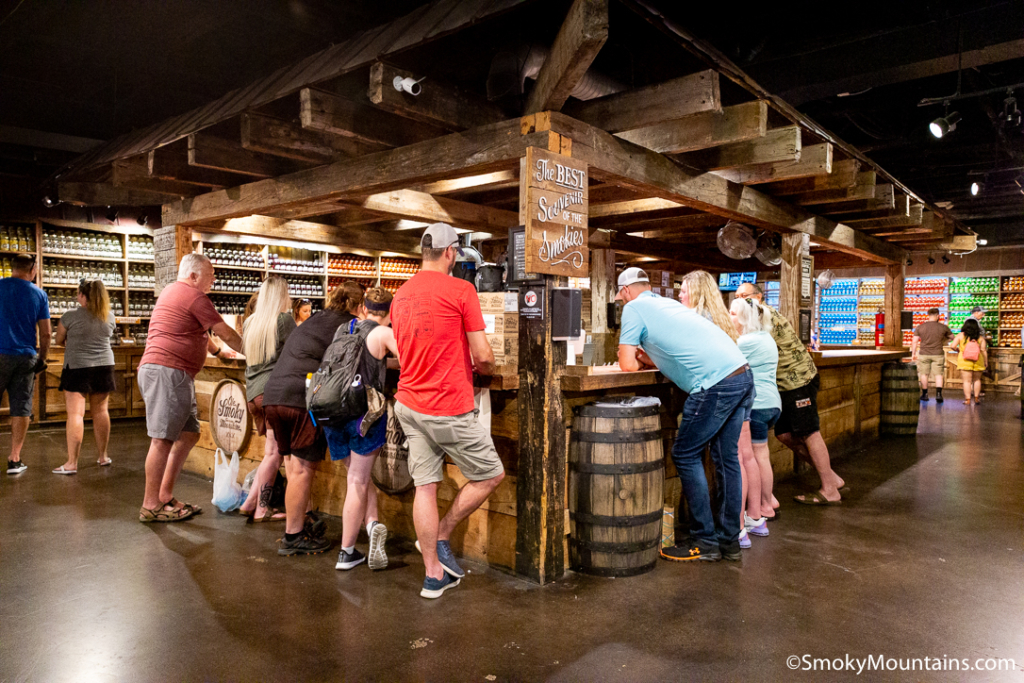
210, 379, 252, 454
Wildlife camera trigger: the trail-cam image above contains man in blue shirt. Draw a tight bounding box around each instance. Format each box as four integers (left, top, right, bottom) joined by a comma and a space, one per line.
0, 253, 51, 475
616, 267, 753, 562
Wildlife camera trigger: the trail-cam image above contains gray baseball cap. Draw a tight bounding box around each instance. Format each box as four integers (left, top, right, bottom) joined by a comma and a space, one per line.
421, 222, 463, 254
971, 305, 984, 314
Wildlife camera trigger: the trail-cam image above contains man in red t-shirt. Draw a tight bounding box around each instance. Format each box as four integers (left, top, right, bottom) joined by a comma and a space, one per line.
392, 223, 504, 599
137, 254, 243, 523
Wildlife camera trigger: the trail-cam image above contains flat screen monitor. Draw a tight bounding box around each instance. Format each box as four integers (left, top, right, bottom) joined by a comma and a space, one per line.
718, 272, 758, 292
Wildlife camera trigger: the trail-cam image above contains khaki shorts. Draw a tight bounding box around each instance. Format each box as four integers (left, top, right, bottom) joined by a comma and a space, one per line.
917, 355, 946, 376
138, 364, 200, 441
394, 401, 504, 487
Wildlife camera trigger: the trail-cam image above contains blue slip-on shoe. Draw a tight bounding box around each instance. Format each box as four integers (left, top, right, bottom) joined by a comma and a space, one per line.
436, 540, 465, 578
420, 572, 460, 599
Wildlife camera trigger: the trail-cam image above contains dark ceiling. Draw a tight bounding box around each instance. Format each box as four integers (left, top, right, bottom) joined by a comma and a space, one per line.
2, 0, 1022, 247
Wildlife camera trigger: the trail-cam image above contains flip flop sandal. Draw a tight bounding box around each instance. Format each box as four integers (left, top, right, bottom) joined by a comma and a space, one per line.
250, 508, 286, 523
764, 510, 780, 522
97, 458, 112, 467
794, 492, 842, 506
139, 503, 195, 523
52, 466, 77, 475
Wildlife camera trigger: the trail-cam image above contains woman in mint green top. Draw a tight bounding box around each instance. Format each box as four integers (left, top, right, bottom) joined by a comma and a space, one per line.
730, 296, 781, 541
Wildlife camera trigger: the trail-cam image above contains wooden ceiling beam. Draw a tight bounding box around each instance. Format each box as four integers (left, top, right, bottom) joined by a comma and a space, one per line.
414, 171, 518, 196
300, 87, 444, 149
538, 112, 904, 264
817, 184, 896, 215
523, 0, 609, 115
112, 155, 198, 198
787, 173, 877, 206
631, 215, 729, 239
368, 63, 506, 132
589, 197, 688, 219
712, 143, 833, 185
562, 70, 720, 133
351, 189, 518, 234
844, 202, 925, 229
589, 230, 741, 270
761, 159, 862, 195
241, 112, 371, 163
188, 133, 302, 178
58, 182, 171, 207
197, 216, 421, 255
148, 140, 247, 189
616, 101, 767, 154
676, 126, 801, 171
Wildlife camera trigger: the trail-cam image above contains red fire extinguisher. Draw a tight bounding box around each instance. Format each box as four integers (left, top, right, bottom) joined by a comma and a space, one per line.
874, 313, 885, 347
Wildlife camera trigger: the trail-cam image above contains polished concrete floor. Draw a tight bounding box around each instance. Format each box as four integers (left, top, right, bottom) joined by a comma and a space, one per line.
2, 398, 1023, 682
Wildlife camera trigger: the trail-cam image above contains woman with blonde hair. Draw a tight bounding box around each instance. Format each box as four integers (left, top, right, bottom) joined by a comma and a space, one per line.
237, 276, 293, 521
679, 270, 739, 341
52, 279, 117, 474
729, 296, 781, 547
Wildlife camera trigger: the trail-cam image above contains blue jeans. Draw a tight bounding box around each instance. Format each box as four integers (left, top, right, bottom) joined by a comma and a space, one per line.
671, 369, 755, 548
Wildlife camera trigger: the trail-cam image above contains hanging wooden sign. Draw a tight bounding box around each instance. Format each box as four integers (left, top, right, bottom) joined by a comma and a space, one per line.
209, 379, 253, 455
521, 147, 589, 277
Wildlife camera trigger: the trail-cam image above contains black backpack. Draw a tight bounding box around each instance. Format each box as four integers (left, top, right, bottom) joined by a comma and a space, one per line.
306, 319, 377, 426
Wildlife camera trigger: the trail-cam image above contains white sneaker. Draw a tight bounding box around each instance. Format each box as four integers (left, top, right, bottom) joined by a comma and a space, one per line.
367, 521, 388, 571
744, 513, 769, 537
739, 528, 752, 549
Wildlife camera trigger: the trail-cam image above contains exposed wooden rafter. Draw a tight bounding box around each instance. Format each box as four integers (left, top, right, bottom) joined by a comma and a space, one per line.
197, 216, 421, 255
188, 133, 302, 178
616, 101, 767, 155
762, 160, 863, 195
523, 0, 609, 115
300, 87, 444, 148
367, 63, 506, 132
712, 143, 833, 184
351, 189, 518, 234
241, 112, 369, 163
676, 125, 801, 171
58, 182, 170, 207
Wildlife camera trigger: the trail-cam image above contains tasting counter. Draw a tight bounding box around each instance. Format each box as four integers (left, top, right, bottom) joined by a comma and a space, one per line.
179, 350, 906, 574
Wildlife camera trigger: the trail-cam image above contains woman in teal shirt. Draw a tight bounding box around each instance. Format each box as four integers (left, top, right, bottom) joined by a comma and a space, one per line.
730, 297, 782, 547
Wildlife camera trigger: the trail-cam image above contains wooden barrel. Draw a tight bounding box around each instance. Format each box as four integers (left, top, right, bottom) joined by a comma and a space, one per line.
569, 398, 665, 577
880, 362, 920, 436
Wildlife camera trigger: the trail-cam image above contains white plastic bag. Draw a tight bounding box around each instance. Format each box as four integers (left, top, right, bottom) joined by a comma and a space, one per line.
212, 448, 244, 513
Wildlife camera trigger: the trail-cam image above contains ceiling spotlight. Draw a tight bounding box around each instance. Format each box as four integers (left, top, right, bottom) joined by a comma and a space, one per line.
928, 256, 936, 265
929, 111, 961, 138
137, 215, 148, 226
942, 255, 950, 264
42, 195, 60, 208
106, 207, 119, 224
906, 258, 913, 266
977, 239, 988, 246
1003, 95, 1021, 127
970, 181, 982, 196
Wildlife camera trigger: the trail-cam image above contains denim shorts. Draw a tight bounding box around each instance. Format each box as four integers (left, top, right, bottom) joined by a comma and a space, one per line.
748, 407, 781, 444
325, 412, 388, 461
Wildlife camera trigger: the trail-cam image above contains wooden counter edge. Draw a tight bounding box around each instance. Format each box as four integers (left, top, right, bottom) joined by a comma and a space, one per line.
811, 350, 910, 367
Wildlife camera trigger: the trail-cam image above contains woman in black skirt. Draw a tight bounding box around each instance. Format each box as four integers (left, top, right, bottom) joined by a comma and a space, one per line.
52, 279, 117, 474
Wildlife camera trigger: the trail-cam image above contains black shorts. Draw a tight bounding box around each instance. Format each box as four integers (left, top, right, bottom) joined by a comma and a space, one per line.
59, 365, 116, 395
774, 373, 821, 438
264, 404, 326, 462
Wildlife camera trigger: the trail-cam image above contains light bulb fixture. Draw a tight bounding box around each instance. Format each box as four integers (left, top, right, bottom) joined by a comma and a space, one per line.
929, 111, 961, 138
942, 255, 950, 264
137, 215, 148, 226
970, 181, 982, 196
977, 239, 988, 246
42, 195, 60, 208
928, 256, 936, 265
1003, 95, 1021, 127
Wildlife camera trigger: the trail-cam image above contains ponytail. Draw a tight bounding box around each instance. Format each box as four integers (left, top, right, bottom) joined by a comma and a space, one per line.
79, 279, 111, 321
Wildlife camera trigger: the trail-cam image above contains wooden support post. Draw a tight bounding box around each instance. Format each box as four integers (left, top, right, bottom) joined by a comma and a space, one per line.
154, 225, 193, 295
883, 262, 906, 349
779, 233, 804, 328
589, 248, 617, 364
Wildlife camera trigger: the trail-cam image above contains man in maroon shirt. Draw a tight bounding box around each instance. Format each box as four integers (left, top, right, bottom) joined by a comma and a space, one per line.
137, 254, 242, 522
392, 223, 504, 599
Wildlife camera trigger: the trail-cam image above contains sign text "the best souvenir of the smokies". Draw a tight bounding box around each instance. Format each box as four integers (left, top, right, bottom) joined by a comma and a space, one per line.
521, 147, 589, 278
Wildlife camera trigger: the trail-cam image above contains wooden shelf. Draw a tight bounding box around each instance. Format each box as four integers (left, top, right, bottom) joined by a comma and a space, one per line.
209, 263, 265, 272
209, 290, 259, 296
272, 269, 325, 276
43, 253, 124, 263
328, 271, 377, 279
127, 257, 155, 263
0, 249, 35, 256
289, 294, 325, 299
44, 282, 125, 289
380, 272, 418, 280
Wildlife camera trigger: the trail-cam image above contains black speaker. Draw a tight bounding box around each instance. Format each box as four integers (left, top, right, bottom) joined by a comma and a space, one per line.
900, 311, 914, 330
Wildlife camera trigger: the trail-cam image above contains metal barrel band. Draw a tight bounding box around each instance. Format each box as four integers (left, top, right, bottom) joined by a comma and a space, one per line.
570, 509, 663, 527
570, 536, 661, 553
569, 460, 665, 475
572, 429, 662, 444
570, 561, 658, 578
575, 404, 661, 418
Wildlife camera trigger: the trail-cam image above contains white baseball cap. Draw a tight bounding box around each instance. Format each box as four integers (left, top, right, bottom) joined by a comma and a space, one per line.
615, 267, 649, 300
421, 222, 463, 254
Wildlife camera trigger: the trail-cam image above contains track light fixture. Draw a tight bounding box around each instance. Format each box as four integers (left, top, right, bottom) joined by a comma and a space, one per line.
106, 207, 119, 224
929, 110, 961, 138
906, 258, 913, 266
42, 195, 60, 208
137, 214, 148, 226
1004, 95, 1021, 127
942, 255, 950, 264
970, 181, 982, 196
928, 256, 936, 265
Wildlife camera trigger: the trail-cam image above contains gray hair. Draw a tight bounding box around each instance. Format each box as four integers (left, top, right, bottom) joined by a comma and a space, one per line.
178, 253, 211, 280
730, 296, 774, 336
